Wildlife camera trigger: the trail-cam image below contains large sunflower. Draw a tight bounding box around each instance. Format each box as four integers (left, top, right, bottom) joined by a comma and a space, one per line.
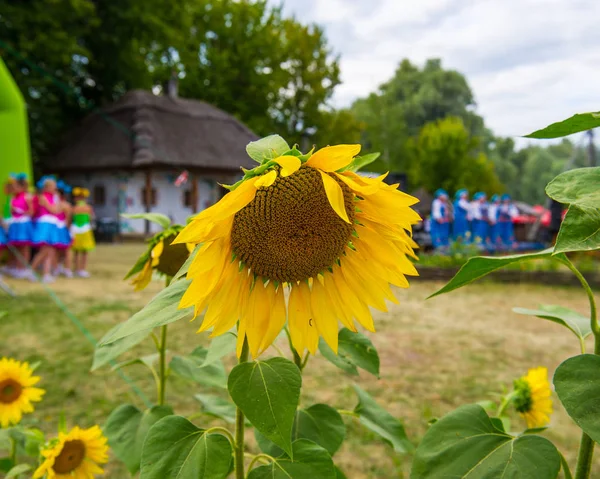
513, 366, 553, 429
174, 143, 420, 357
0, 357, 45, 427
33, 425, 109, 479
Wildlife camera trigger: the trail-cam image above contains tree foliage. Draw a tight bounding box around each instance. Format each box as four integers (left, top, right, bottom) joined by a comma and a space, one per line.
406, 117, 502, 195
0, 0, 340, 166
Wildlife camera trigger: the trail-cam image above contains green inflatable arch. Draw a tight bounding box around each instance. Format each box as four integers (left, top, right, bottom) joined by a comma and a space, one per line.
0, 57, 32, 207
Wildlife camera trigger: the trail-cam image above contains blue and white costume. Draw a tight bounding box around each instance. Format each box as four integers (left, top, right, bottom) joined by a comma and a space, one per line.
452, 189, 471, 242
498, 194, 518, 246
471, 192, 489, 245
488, 194, 502, 245
431, 189, 450, 248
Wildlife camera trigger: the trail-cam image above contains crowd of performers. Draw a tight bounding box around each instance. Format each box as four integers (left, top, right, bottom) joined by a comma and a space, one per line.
0, 174, 95, 283
430, 189, 519, 249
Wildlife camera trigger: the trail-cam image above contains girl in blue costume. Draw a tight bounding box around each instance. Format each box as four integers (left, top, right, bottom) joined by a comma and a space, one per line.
30, 176, 61, 283
7, 173, 34, 278
452, 189, 471, 242
471, 192, 489, 245
488, 194, 502, 247
431, 189, 451, 249
498, 194, 519, 247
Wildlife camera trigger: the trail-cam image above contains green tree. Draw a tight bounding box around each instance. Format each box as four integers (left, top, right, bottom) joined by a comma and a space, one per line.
406, 117, 502, 195
352, 58, 486, 175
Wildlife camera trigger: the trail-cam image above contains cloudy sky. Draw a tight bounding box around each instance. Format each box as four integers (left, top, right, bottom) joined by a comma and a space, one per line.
279, 0, 600, 142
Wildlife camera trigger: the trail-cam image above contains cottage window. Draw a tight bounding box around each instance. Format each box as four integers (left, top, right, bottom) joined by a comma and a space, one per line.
93, 185, 106, 206
141, 187, 157, 207
183, 190, 194, 207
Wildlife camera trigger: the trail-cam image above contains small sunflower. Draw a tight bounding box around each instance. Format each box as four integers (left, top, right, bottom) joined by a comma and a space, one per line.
34, 425, 109, 479
174, 141, 420, 358
513, 366, 553, 429
0, 357, 45, 427
125, 225, 195, 291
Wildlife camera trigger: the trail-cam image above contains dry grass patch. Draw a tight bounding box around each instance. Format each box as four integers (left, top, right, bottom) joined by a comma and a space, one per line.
1, 244, 599, 477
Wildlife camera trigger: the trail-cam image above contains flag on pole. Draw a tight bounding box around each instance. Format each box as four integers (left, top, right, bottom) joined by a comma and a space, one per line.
175, 170, 189, 187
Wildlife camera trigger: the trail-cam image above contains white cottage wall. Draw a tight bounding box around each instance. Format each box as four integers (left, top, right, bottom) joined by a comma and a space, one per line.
63, 170, 224, 235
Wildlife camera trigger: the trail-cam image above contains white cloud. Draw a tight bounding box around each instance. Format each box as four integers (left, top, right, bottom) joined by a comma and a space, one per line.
279, 0, 600, 139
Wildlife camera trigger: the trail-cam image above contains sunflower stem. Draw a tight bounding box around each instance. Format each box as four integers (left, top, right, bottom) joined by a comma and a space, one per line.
563, 258, 598, 479
9, 437, 16, 469
157, 325, 168, 406
235, 338, 249, 479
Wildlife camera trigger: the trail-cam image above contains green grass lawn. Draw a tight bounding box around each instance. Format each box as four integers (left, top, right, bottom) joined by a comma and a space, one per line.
1, 243, 599, 478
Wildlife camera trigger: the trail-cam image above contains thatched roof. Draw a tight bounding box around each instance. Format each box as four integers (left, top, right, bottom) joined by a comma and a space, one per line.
51, 90, 258, 172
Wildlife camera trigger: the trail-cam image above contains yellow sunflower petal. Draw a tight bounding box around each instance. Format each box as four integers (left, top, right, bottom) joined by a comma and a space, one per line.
259, 285, 287, 355
274, 155, 301, 177
151, 240, 164, 267
132, 260, 153, 291
310, 279, 339, 353
317, 170, 350, 223
173, 179, 257, 244
288, 283, 310, 354
305, 144, 361, 172
254, 170, 278, 188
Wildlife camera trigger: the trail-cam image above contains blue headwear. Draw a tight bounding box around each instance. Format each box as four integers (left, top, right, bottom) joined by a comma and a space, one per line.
491, 194, 500, 202
36, 175, 56, 190
455, 188, 468, 200
501, 194, 511, 201
57, 180, 72, 194
434, 188, 448, 198
474, 192, 486, 201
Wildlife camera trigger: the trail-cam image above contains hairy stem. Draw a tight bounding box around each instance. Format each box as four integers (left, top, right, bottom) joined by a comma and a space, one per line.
564, 258, 598, 479
158, 325, 168, 406
235, 338, 250, 479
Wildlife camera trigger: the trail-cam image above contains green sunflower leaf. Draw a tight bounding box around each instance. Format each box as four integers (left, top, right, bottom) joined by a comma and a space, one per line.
340, 152, 381, 173
524, 112, 600, 138
255, 403, 346, 457
170, 346, 228, 389
512, 305, 592, 344
6, 464, 32, 478
194, 394, 237, 424
123, 249, 151, 280
429, 249, 567, 298
104, 404, 173, 475
546, 167, 600, 208
544, 167, 600, 253
246, 135, 291, 164
319, 328, 380, 377
353, 385, 413, 453
141, 416, 232, 479
553, 205, 600, 254
554, 354, 600, 443
121, 212, 171, 230
411, 404, 561, 479
92, 323, 151, 371
98, 279, 192, 344
247, 439, 336, 479
203, 332, 237, 366
228, 358, 301, 457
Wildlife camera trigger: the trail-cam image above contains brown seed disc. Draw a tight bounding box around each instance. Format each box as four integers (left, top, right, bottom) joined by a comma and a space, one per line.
231, 165, 355, 283
53, 440, 86, 474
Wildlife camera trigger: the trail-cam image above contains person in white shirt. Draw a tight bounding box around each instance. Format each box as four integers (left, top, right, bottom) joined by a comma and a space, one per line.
431, 189, 450, 248
498, 194, 519, 247
488, 194, 502, 247
452, 189, 471, 242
